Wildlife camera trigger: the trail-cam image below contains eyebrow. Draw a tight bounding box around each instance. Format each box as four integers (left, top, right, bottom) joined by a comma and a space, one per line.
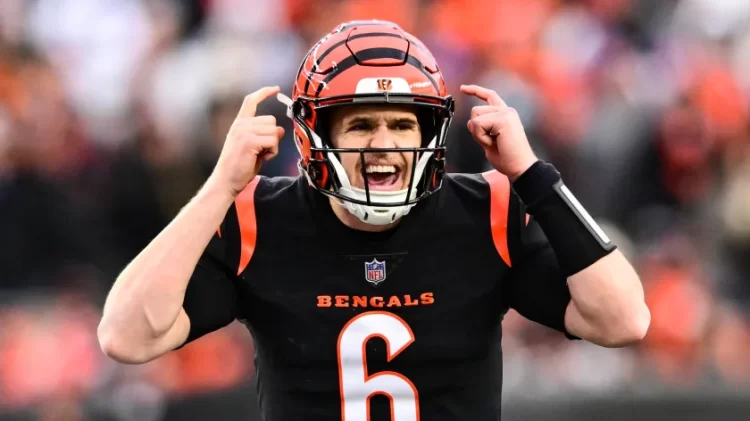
344, 116, 419, 128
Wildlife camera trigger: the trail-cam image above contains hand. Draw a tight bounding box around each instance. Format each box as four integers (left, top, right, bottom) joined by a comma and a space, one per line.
209, 86, 285, 197
460, 84, 538, 181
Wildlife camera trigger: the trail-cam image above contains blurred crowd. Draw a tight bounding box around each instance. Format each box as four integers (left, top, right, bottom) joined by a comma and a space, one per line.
1, 0, 750, 419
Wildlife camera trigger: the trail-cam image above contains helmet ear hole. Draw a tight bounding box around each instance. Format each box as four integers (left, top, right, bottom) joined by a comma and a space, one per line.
294, 100, 313, 121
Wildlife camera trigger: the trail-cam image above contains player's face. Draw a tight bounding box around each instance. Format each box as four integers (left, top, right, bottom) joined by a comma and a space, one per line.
329, 104, 421, 192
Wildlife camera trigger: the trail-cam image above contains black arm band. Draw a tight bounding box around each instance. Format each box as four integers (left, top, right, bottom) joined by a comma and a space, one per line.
511, 161, 616, 277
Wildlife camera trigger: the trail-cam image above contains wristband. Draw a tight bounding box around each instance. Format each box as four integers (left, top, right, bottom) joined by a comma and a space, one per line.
511, 161, 615, 276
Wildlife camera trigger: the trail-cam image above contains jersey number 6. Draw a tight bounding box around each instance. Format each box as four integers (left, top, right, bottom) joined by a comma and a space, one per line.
337, 311, 420, 421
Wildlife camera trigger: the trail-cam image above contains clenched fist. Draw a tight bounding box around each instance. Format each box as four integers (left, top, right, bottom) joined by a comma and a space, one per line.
209, 86, 285, 197
460, 84, 538, 181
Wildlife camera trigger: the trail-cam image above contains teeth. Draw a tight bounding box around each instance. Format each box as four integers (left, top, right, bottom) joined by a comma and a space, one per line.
366, 165, 397, 174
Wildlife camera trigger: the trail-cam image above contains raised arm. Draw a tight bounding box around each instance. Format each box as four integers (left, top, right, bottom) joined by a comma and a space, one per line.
464, 84, 649, 347
97, 86, 285, 363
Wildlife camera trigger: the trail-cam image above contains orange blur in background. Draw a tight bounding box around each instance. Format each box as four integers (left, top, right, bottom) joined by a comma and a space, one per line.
1, 0, 749, 420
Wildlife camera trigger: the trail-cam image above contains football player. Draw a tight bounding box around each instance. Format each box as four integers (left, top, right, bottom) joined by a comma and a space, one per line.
99, 20, 650, 420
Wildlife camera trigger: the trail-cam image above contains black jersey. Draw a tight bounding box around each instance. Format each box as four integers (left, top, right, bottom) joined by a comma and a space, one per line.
181, 171, 577, 421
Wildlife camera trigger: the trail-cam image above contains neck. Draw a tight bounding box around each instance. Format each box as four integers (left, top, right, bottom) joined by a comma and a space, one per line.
329, 197, 400, 232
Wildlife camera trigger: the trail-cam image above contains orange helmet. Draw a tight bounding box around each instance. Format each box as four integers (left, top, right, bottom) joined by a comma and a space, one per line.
281, 20, 455, 225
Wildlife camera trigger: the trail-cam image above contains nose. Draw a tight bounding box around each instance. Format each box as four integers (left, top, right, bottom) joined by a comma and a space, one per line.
369, 124, 396, 149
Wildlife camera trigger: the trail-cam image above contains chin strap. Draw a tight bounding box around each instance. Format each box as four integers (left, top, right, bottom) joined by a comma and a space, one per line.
339, 186, 418, 225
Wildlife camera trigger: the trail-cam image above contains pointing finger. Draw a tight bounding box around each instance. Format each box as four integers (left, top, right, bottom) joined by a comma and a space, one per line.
460, 85, 507, 107
237, 86, 281, 119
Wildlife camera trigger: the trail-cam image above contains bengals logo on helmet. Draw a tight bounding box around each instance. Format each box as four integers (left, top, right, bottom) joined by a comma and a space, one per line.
376, 78, 393, 92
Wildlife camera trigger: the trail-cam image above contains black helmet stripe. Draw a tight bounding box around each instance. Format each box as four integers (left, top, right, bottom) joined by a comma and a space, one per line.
302, 32, 400, 95
301, 32, 434, 96
314, 48, 439, 97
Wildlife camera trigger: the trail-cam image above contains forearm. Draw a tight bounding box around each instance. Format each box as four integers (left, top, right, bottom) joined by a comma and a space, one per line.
99, 180, 234, 350
512, 161, 650, 346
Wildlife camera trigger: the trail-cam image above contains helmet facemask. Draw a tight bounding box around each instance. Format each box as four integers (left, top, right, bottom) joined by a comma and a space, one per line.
285, 93, 454, 225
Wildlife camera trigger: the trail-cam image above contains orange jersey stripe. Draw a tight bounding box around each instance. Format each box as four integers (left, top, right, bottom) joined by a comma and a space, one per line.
235, 177, 261, 275
481, 170, 512, 267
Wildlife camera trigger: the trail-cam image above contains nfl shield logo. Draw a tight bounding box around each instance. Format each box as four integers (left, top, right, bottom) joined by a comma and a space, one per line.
364, 258, 386, 286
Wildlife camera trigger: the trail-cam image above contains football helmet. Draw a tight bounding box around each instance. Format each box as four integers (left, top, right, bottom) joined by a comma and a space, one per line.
279, 20, 454, 225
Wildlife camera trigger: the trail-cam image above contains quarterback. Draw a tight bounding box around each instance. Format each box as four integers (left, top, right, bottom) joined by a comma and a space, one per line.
99, 21, 650, 420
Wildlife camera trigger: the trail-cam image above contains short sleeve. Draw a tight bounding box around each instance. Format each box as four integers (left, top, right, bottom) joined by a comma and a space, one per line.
505, 200, 579, 339
181, 222, 241, 346
180, 177, 262, 347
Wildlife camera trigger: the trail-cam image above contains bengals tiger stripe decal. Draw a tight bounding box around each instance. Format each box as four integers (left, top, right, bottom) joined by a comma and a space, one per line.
301, 32, 402, 94
294, 24, 446, 100
314, 48, 439, 97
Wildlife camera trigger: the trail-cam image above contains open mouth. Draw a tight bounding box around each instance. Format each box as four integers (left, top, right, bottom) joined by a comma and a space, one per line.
364, 164, 402, 191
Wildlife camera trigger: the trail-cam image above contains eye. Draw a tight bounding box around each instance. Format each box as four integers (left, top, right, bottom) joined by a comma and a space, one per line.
395, 122, 417, 131
348, 123, 370, 132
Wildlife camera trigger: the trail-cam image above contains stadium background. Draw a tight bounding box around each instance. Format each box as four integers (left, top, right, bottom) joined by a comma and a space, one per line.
1, 0, 750, 419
